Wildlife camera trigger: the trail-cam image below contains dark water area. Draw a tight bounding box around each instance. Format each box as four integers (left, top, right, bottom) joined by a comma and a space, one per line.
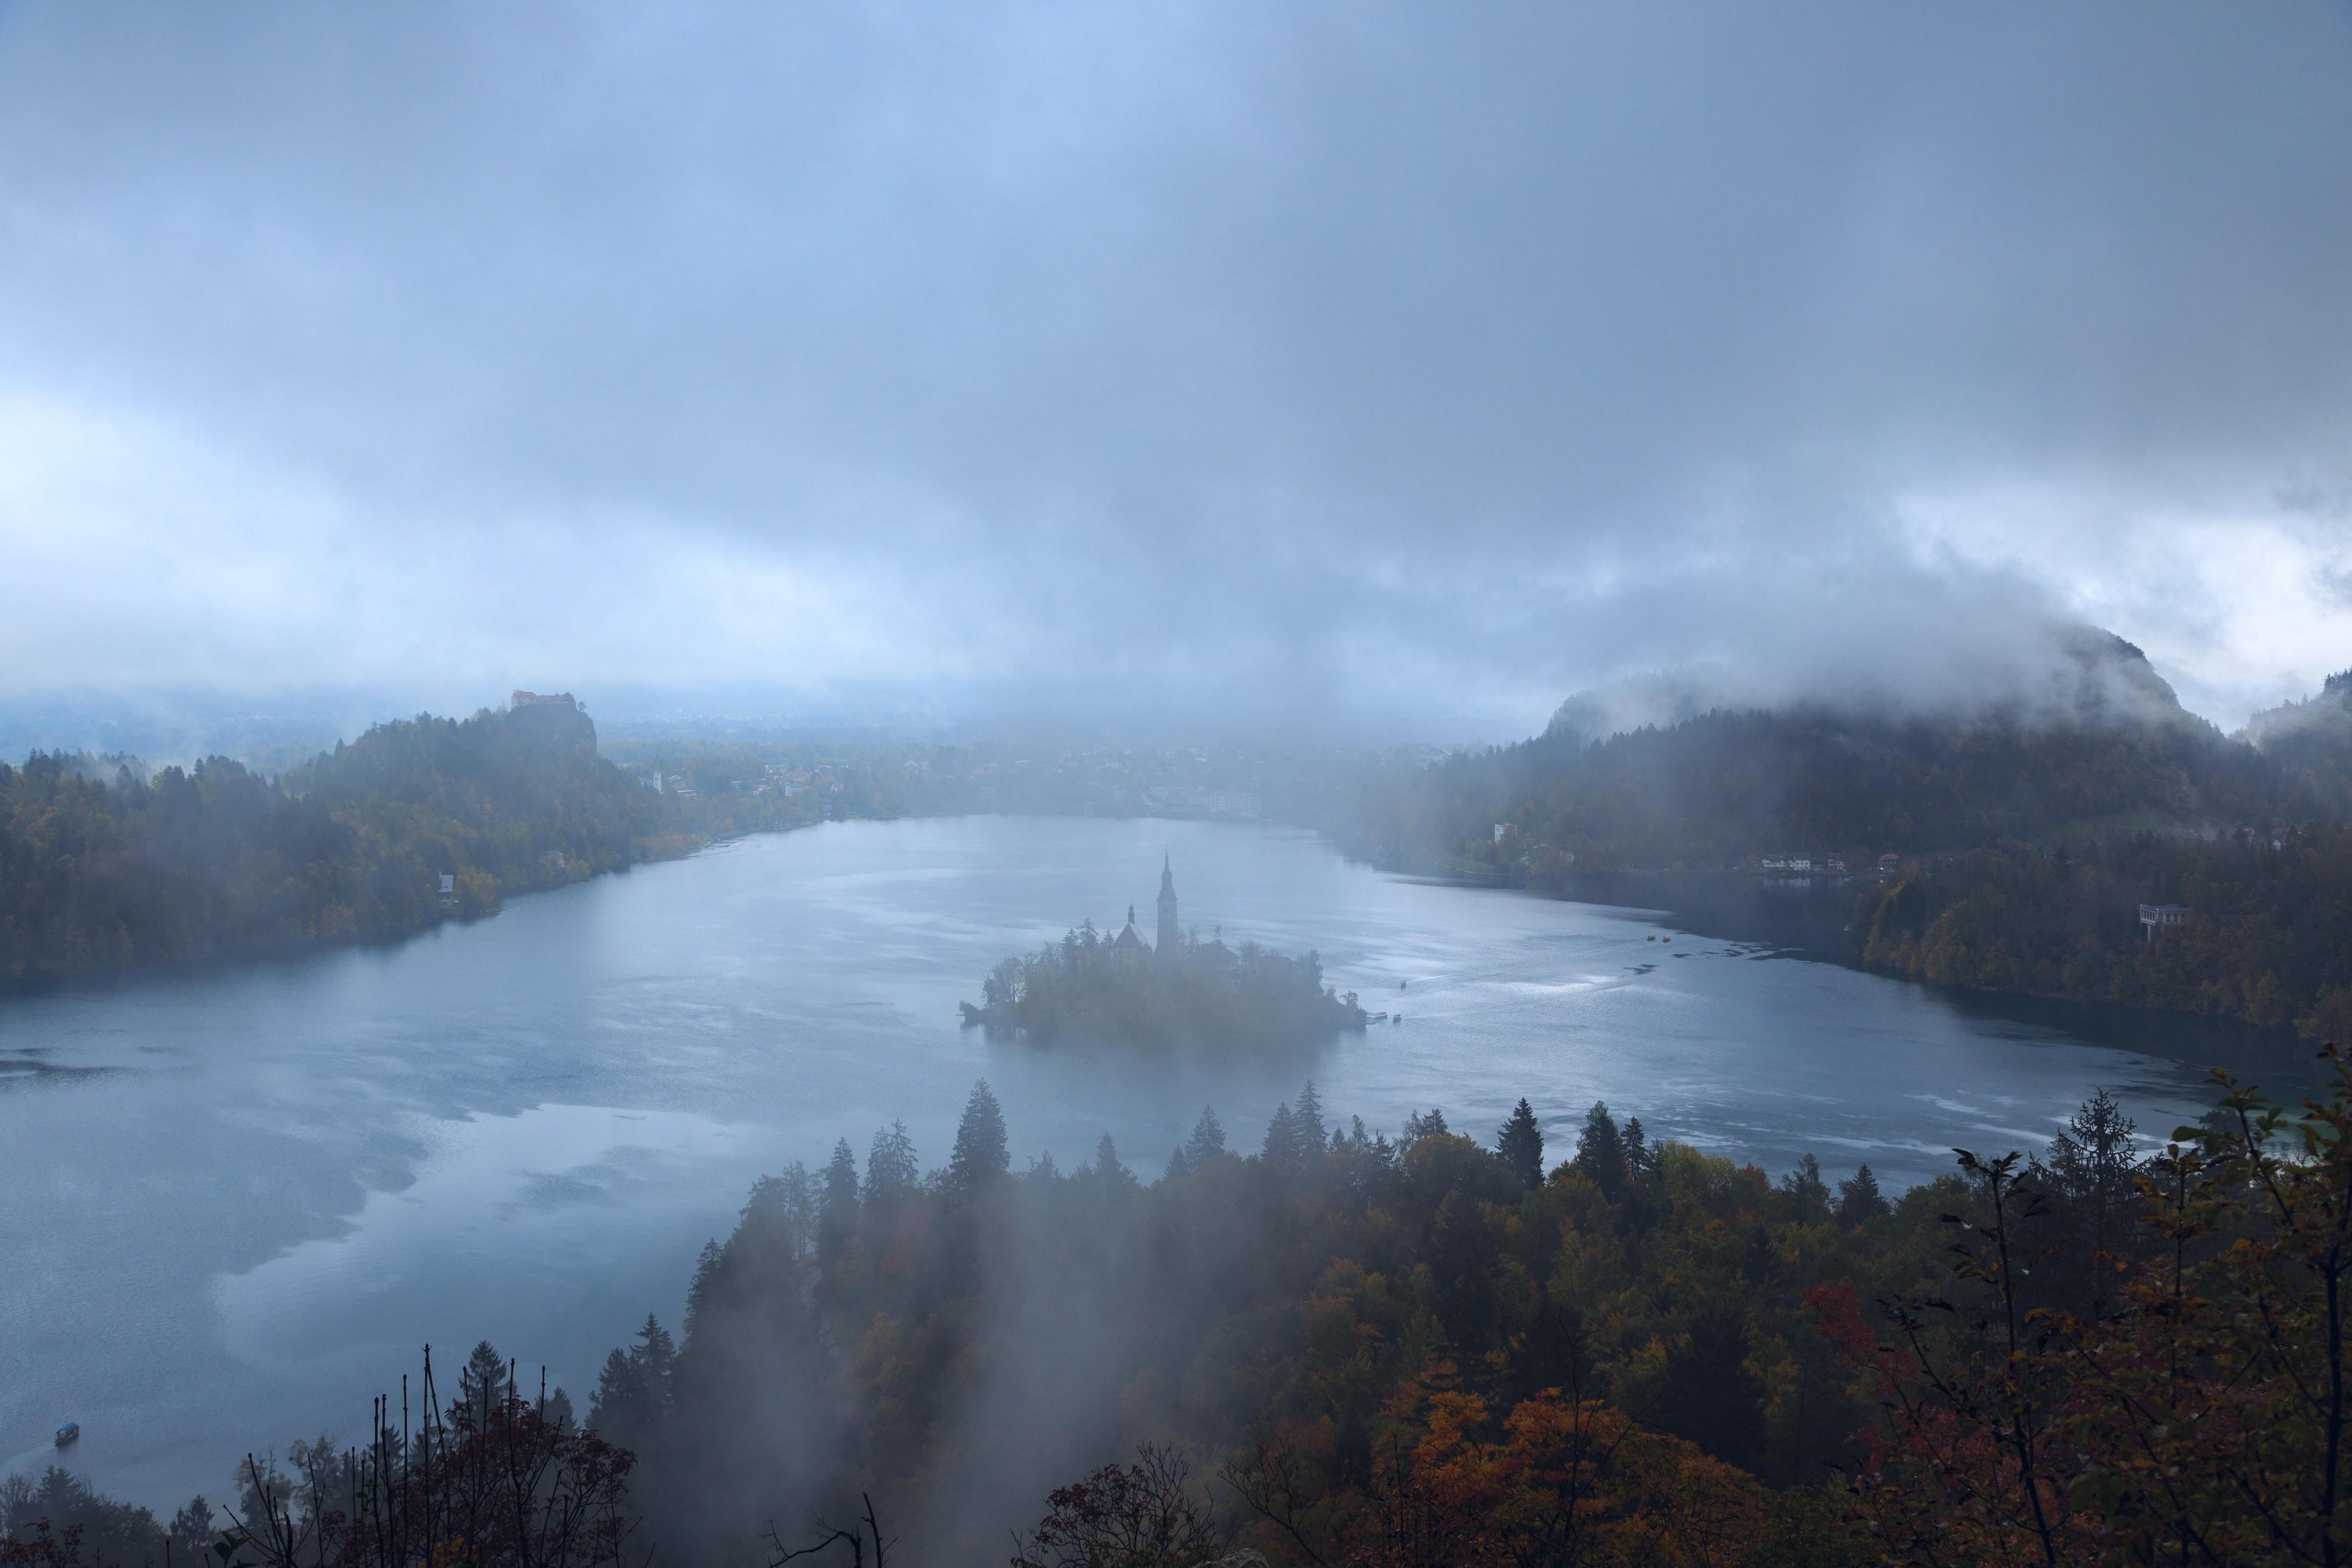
1, 818, 2326, 1509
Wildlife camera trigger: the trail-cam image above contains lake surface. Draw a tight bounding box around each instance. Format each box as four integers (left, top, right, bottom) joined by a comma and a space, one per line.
0, 816, 2316, 1506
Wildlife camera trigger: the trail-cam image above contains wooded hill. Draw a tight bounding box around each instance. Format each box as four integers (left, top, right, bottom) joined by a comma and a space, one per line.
1345, 634, 2314, 878
1341, 634, 2352, 1036
0, 702, 794, 987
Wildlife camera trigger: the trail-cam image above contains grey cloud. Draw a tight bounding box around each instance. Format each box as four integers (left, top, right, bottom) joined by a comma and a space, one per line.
2, 2, 2349, 737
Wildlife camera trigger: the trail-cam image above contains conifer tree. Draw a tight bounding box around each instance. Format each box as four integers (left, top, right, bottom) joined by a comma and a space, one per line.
1496, 1098, 1545, 1188
1262, 1102, 1300, 1165
1094, 1133, 1128, 1183
1572, 1101, 1630, 1199
1292, 1081, 1327, 1150
1623, 1115, 1651, 1174
447, 1339, 508, 1436
1182, 1106, 1225, 1165
864, 1121, 919, 1207
819, 1137, 859, 1255
1780, 1152, 1832, 1224
948, 1079, 1010, 1195
632, 1313, 676, 1394
1835, 1163, 1887, 1227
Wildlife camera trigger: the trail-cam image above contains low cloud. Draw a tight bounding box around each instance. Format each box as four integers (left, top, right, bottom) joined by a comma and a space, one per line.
2, 3, 2349, 739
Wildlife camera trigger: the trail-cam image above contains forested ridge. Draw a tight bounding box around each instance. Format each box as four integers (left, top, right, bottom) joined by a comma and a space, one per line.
1854, 825, 2352, 1040
0, 703, 797, 987
1344, 649, 2352, 1037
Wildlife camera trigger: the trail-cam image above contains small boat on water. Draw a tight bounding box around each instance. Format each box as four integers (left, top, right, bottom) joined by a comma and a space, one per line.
54, 1422, 79, 1447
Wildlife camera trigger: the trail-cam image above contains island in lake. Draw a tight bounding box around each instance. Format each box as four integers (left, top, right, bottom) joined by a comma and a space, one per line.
960, 856, 1369, 1048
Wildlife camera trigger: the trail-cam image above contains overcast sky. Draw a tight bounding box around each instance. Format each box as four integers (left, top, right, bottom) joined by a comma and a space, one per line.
3, 2, 2349, 740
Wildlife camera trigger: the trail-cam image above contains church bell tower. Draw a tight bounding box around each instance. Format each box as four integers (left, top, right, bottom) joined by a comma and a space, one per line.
1156, 854, 1179, 956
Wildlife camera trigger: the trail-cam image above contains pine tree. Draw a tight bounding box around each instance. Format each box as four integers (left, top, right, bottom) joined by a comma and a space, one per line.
1164, 1143, 1193, 1180
1182, 1106, 1226, 1166
1262, 1102, 1300, 1165
632, 1313, 677, 1396
864, 1121, 919, 1205
1624, 1115, 1651, 1174
447, 1339, 508, 1436
1781, 1153, 1831, 1225
1836, 1163, 1888, 1227
2033, 1087, 2145, 1317
948, 1080, 1010, 1195
1496, 1098, 1545, 1188
166, 1497, 215, 1565
1094, 1133, 1128, 1183
1293, 1081, 1327, 1151
1402, 1108, 1449, 1147
819, 1138, 859, 1255
1572, 1102, 1630, 1200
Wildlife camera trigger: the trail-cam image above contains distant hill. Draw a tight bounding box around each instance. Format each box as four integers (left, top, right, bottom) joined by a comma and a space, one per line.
2243, 668, 2352, 819
0, 701, 777, 987
1339, 633, 2352, 1035
1348, 629, 2328, 877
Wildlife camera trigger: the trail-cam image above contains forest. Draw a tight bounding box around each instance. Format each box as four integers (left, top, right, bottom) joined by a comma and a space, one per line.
1853, 824, 2352, 1040
21, 1058, 2342, 1566
1337, 658, 2352, 1038
961, 926, 1368, 1049
0, 702, 811, 988
1348, 699, 2294, 881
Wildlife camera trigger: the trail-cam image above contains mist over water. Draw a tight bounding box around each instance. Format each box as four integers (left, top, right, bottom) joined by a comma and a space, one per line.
0, 816, 2294, 1508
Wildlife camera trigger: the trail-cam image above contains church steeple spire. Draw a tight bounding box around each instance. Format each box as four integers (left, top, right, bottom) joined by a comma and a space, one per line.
1156, 854, 1179, 956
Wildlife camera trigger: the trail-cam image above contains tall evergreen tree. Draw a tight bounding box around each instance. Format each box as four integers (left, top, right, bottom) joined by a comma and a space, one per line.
1182, 1106, 1226, 1165
947, 1080, 1010, 1195
1093, 1133, 1129, 1183
1496, 1098, 1545, 1188
1401, 1108, 1450, 1147
1780, 1153, 1831, 1225
1623, 1115, 1651, 1175
1836, 1163, 1888, 1227
445, 1339, 508, 1437
819, 1137, 859, 1256
1292, 1081, 1327, 1151
1262, 1102, 1300, 1166
2032, 1086, 2145, 1318
1572, 1101, 1630, 1200
864, 1121, 919, 1206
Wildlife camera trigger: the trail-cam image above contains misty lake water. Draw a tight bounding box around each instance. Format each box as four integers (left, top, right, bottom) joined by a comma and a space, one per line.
0, 815, 2319, 1505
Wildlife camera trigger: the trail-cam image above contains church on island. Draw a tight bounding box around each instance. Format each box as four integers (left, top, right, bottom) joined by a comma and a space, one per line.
961, 856, 1361, 1048
1103, 856, 1237, 970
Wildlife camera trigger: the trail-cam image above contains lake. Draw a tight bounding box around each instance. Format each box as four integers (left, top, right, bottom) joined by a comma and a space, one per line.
0, 815, 2314, 1506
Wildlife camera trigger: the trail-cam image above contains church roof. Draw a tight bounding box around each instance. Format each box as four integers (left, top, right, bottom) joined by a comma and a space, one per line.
1112, 904, 1150, 951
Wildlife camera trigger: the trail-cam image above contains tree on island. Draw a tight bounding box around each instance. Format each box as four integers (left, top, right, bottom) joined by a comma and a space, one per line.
960, 919, 1366, 1050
